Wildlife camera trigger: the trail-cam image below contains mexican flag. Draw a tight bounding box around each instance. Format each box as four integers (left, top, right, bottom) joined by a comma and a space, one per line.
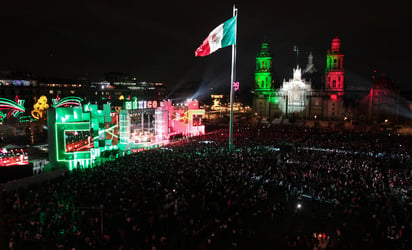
195, 16, 237, 57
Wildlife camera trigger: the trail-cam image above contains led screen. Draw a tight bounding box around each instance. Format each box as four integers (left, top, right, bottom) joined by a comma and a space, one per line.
65, 130, 93, 153
0, 148, 29, 166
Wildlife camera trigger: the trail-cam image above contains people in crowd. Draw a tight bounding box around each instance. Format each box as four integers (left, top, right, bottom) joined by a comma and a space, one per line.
2, 125, 411, 249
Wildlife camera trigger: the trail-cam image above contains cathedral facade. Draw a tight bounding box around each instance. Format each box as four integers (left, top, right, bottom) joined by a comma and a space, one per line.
252, 38, 401, 124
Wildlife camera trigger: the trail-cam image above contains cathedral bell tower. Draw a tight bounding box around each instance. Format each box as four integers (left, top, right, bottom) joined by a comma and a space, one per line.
324, 37, 345, 120
255, 43, 273, 90
253, 42, 278, 120
325, 37, 344, 91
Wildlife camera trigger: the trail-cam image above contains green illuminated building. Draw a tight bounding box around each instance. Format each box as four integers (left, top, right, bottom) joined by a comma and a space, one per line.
253, 42, 281, 120
255, 43, 273, 90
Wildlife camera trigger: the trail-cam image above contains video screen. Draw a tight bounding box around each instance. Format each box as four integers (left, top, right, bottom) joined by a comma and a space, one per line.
0, 148, 29, 166
130, 111, 155, 144
105, 113, 119, 146
192, 114, 203, 126
65, 131, 93, 153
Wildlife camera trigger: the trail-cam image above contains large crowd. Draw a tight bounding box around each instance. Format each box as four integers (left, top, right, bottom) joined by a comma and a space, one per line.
1, 125, 412, 249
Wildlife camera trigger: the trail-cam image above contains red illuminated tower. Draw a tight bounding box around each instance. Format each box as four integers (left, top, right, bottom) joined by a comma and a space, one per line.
325, 37, 344, 91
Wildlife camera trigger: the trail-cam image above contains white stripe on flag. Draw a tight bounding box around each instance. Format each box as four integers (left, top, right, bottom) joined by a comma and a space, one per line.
208, 23, 224, 54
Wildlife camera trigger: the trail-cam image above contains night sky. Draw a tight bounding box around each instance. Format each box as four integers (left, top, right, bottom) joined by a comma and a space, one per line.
1, 0, 410, 101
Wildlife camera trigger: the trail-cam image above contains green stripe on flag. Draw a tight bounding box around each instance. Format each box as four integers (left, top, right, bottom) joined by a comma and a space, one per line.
221, 16, 237, 48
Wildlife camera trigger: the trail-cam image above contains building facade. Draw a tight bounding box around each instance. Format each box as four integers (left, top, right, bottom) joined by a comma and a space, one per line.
252, 37, 403, 124
279, 66, 312, 119
252, 43, 279, 120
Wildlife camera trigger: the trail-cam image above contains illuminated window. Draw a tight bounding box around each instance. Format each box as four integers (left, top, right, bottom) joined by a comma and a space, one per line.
332, 80, 336, 88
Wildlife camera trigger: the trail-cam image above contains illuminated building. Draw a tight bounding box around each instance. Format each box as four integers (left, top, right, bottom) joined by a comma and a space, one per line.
325, 37, 344, 92
323, 37, 346, 121
251, 37, 408, 124
279, 66, 312, 117
253, 37, 350, 122
252, 42, 279, 119
91, 80, 166, 104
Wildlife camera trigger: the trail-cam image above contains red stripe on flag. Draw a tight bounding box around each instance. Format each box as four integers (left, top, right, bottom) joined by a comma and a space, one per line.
195, 37, 211, 57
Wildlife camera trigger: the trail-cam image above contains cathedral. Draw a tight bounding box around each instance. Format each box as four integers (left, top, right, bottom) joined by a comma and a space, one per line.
252, 37, 401, 124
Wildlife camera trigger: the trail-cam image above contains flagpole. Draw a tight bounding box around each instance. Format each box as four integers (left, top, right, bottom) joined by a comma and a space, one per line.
229, 5, 237, 151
